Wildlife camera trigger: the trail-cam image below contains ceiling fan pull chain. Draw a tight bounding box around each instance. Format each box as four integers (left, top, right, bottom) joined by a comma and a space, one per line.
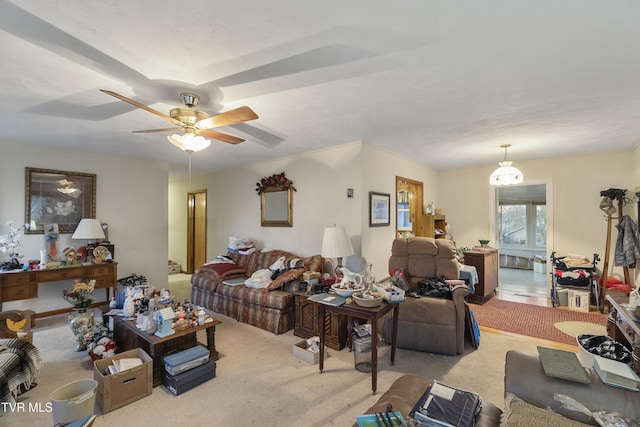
188, 154, 192, 189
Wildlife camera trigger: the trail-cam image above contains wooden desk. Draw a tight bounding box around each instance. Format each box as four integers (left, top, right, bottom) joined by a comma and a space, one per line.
317, 300, 399, 394
0, 262, 117, 316
113, 314, 221, 387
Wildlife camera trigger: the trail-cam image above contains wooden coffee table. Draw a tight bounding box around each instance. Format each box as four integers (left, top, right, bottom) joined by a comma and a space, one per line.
113, 315, 221, 387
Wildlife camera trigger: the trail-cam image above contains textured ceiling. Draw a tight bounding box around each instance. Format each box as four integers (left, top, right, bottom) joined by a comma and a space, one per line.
1, 0, 639, 180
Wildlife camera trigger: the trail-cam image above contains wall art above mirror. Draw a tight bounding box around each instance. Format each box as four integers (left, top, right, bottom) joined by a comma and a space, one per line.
257, 172, 295, 227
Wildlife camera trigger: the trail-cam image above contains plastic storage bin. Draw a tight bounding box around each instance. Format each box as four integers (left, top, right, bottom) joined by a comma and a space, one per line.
50, 379, 98, 425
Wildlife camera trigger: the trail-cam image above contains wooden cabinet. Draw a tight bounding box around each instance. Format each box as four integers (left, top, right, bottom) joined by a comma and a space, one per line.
294, 292, 347, 350
464, 250, 498, 304
417, 214, 447, 238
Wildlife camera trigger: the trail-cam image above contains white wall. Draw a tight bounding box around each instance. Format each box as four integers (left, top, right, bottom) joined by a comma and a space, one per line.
360, 144, 438, 280
0, 140, 169, 313
438, 150, 635, 279
168, 142, 438, 281
170, 142, 364, 272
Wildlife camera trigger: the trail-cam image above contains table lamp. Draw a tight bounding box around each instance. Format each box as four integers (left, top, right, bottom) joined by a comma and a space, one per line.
72, 218, 105, 262
321, 225, 354, 277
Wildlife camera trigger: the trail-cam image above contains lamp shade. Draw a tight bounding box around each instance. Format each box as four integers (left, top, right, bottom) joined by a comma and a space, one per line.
321, 226, 354, 259
489, 144, 523, 186
167, 133, 211, 153
72, 218, 105, 240
489, 161, 524, 186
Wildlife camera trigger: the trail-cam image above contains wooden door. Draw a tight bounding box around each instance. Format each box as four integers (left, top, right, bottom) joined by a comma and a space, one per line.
187, 190, 207, 274
396, 176, 424, 237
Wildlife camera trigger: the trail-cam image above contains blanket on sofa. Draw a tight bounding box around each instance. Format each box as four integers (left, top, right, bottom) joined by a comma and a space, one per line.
0, 338, 43, 413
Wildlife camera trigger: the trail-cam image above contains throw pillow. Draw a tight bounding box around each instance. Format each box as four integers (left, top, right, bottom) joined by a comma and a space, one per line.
501, 393, 591, 427
200, 263, 246, 278
267, 268, 305, 290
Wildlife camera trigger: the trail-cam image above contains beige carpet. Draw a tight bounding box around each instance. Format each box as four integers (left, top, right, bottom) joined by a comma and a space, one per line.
3, 313, 574, 427
553, 321, 607, 339
168, 274, 193, 302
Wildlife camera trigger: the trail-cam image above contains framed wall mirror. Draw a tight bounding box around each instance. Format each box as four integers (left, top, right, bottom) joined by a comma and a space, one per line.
261, 187, 293, 227
25, 167, 96, 234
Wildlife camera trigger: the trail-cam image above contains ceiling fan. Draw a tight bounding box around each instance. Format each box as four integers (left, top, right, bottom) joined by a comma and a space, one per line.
100, 89, 259, 153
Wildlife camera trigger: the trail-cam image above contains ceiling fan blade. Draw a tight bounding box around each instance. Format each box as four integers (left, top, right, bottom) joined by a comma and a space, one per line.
196, 129, 245, 144
132, 128, 183, 134
195, 106, 258, 130
100, 89, 184, 127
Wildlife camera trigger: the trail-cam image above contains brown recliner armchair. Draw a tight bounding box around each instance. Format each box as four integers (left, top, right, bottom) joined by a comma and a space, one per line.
383, 237, 468, 355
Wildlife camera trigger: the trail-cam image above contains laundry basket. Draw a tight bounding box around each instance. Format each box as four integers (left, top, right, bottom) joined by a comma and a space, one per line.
50, 379, 97, 425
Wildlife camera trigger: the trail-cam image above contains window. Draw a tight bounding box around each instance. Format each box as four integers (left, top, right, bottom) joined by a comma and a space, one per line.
499, 201, 546, 249
397, 191, 412, 230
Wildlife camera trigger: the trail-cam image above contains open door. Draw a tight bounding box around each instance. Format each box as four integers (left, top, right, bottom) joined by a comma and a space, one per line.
396, 176, 424, 237
187, 190, 207, 274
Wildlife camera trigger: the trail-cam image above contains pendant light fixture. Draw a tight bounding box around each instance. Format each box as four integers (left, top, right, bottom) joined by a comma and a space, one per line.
489, 144, 524, 186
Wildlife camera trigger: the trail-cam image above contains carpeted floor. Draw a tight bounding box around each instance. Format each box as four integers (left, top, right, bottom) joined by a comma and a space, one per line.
468, 298, 608, 345
3, 310, 571, 427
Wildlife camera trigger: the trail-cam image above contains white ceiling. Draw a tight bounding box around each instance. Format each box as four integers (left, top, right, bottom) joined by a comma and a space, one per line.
2, 1, 640, 180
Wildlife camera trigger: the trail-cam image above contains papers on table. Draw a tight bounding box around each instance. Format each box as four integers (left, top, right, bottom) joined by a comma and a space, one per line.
308, 293, 347, 307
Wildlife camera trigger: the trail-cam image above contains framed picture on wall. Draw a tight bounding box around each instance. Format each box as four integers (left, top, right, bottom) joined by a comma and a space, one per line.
369, 191, 390, 227
25, 167, 97, 234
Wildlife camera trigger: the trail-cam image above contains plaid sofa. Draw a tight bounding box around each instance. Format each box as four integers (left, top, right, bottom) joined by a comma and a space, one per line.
191, 250, 323, 334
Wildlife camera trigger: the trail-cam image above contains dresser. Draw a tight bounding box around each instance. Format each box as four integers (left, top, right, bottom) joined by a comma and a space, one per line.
464, 250, 498, 304
294, 291, 347, 350
0, 262, 117, 316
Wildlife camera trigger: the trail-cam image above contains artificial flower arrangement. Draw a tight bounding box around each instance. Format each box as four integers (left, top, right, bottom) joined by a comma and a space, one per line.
88, 336, 116, 361
0, 221, 29, 270
73, 314, 114, 358
63, 279, 96, 308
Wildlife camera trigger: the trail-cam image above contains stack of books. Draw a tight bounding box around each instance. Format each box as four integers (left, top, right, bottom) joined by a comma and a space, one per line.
593, 355, 640, 391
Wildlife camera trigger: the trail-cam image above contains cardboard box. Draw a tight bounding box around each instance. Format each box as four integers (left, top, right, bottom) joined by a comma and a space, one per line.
163, 361, 216, 395
568, 289, 590, 312
292, 339, 326, 364
93, 348, 153, 413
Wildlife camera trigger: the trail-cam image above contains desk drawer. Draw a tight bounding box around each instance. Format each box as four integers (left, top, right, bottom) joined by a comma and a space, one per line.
38, 267, 85, 282
4, 282, 37, 302
87, 264, 116, 276
4, 272, 37, 286
92, 276, 114, 289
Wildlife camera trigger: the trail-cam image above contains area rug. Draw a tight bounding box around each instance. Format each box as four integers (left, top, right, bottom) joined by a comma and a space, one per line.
468, 299, 608, 345
553, 321, 606, 339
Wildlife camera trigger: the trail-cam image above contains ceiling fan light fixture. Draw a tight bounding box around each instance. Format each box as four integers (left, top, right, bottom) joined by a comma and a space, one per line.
489, 144, 523, 186
167, 133, 211, 154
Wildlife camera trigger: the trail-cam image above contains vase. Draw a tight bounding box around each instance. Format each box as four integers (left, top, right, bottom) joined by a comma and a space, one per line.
123, 287, 136, 319
68, 308, 94, 352
361, 263, 376, 293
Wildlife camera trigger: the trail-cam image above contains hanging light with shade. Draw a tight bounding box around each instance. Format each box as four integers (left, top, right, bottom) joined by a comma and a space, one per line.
489, 144, 524, 186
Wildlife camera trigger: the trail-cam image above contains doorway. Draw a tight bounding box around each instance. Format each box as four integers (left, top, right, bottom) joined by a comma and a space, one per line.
396, 177, 423, 237
494, 182, 551, 297
187, 190, 207, 274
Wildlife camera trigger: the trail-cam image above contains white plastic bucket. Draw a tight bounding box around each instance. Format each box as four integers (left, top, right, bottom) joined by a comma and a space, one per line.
50, 379, 97, 425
